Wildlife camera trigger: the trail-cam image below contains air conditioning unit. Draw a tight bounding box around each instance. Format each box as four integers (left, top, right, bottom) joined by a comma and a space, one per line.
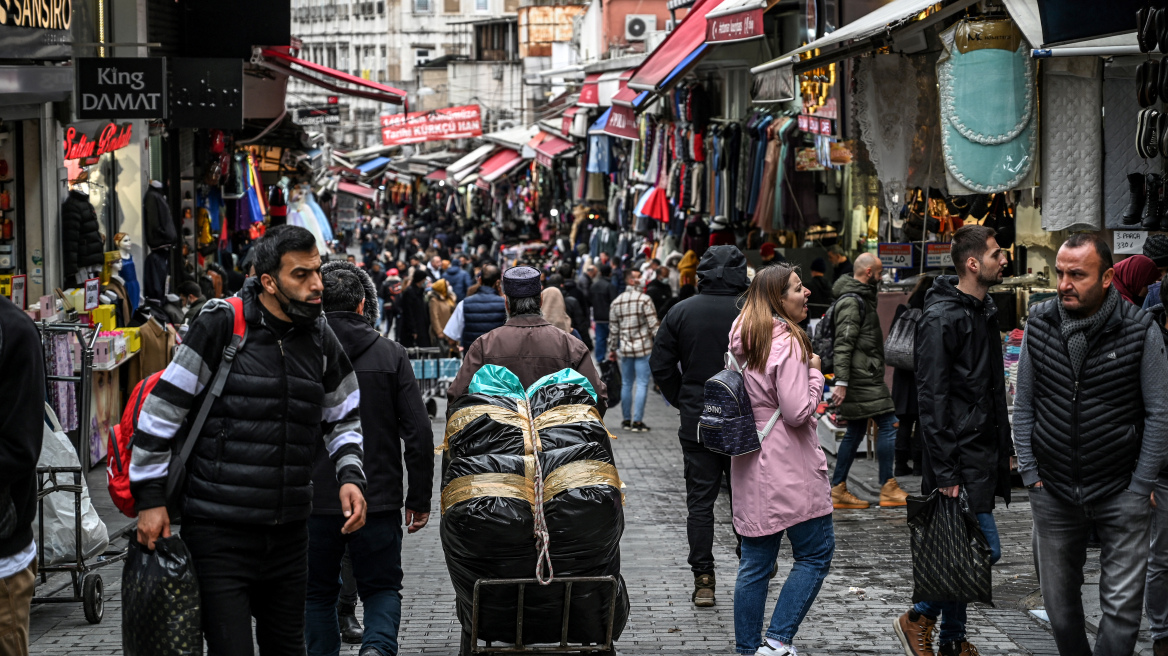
625, 14, 657, 41
664, 19, 677, 32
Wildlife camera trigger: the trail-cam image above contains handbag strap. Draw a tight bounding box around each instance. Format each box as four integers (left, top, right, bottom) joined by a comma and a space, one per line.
757, 407, 783, 442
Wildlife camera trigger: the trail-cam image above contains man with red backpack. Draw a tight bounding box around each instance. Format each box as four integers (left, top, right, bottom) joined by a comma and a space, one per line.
130, 225, 367, 656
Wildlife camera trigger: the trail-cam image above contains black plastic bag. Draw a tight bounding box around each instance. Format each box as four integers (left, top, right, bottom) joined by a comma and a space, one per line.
907, 491, 993, 605
122, 536, 203, 656
599, 359, 621, 408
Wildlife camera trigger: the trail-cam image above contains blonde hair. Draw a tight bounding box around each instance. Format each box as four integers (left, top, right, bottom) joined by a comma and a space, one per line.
733, 265, 812, 370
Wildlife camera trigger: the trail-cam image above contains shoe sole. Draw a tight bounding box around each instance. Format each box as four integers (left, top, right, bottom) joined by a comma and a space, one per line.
892, 617, 918, 656
693, 598, 716, 608
832, 502, 870, 509
880, 500, 908, 507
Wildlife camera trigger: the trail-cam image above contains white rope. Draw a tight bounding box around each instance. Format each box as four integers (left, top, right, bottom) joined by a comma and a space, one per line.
525, 395, 554, 585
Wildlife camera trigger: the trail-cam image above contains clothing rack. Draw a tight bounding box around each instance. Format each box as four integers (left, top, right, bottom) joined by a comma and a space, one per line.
36, 321, 99, 473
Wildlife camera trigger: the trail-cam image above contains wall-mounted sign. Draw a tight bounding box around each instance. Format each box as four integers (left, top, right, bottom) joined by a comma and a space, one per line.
169, 58, 243, 129
603, 105, 638, 140
707, 8, 764, 43
63, 123, 133, 160
925, 242, 953, 268
797, 114, 834, 136
0, 0, 72, 30
380, 105, 482, 145
293, 105, 341, 125
76, 58, 167, 119
878, 243, 914, 269
1115, 230, 1149, 255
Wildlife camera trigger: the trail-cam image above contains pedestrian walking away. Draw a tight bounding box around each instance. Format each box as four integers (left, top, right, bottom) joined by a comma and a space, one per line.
650, 245, 750, 608
893, 226, 1011, 656
307, 261, 435, 656
1014, 233, 1168, 656
458, 265, 508, 349
728, 265, 833, 656
827, 252, 908, 509
590, 263, 615, 358
130, 225, 368, 656
609, 267, 660, 433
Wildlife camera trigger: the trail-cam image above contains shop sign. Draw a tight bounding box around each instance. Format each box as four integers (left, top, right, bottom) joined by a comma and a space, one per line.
0, 0, 71, 30
380, 105, 482, 146
925, 242, 952, 268
878, 243, 913, 269
76, 58, 167, 120
1115, 230, 1149, 255
168, 58, 244, 129
797, 114, 833, 136
63, 122, 133, 160
707, 8, 764, 43
293, 105, 341, 125
603, 105, 638, 140
536, 151, 554, 169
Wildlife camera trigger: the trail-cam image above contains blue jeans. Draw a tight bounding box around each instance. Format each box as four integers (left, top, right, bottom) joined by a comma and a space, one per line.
734, 514, 835, 653
620, 354, 651, 423
306, 512, 405, 656
831, 411, 897, 487
914, 512, 1002, 643
594, 322, 610, 359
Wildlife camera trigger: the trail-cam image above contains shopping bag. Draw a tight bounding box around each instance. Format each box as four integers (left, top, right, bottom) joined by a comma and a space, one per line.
36, 403, 109, 564
122, 536, 202, 656
908, 490, 993, 605
599, 357, 621, 407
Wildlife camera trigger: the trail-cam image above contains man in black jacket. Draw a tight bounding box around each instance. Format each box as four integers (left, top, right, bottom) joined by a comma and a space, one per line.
0, 295, 45, 656
1014, 233, 1168, 656
132, 226, 367, 656
590, 264, 615, 357
309, 261, 434, 656
398, 270, 431, 347
649, 245, 749, 608
645, 266, 673, 318
894, 226, 1010, 656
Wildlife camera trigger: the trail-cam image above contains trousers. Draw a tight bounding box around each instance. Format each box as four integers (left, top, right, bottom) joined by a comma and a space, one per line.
1148, 475, 1168, 640
0, 558, 35, 656
680, 437, 733, 575
831, 411, 897, 487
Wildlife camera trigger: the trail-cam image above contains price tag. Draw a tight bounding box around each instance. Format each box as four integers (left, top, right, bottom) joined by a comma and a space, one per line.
878, 243, 913, 269
925, 242, 952, 268
1114, 230, 1148, 255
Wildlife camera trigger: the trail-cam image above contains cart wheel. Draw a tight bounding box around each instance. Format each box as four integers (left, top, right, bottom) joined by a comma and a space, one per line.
426, 398, 438, 419
82, 573, 104, 624
459, 629, 472, 656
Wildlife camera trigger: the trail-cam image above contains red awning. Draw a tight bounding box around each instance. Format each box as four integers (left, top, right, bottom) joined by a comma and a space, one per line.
561, 106, 579, 137
611, 86, 639, 107
259, 48, 407, 105
627, 0, 718, 93
534, 135, 575, 167
603, 105, 639, 140
337, 181, 378, 201
424, 170, 446, 182
479, 149, 525, 182
577, 73, 602, 107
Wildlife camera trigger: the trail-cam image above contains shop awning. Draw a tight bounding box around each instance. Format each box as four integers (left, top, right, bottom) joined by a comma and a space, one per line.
668, 0, 695, 10
597, 69, 637, 107
356, 157, 390, 174
1002, 0, 1140, 55
479, 149, 526, 182
425, 170, 446, 182
337, 181, 378, 201
705, 0, 767, 43
603, 105, 639, 140
561, 106, 579, 137
1020, 0, 1137, 48
534, 135, 576, 167
448, 144, 496, 178
484, 125, 541, 151
660, 44, 711, 91
577, 73, 603, 107
628, 0, 718, 93
257, 48, 407, 105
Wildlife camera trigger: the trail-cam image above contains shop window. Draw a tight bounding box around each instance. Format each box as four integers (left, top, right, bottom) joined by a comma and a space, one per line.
415, 49, 431, 67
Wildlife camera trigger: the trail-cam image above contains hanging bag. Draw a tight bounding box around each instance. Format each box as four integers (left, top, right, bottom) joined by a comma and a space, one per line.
908, 489, 994, 605
696, 352, 782, 457
884, 308, 922, 371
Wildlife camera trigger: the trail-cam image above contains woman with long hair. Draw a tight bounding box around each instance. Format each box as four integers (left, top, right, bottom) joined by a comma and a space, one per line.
729, 265, 833, 656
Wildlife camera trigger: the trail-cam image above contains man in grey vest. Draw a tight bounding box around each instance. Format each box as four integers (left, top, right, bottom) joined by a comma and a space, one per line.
1015, 233, 1168, 656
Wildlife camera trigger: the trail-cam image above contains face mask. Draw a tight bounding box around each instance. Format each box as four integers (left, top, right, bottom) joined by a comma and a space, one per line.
273, 278, 322, 325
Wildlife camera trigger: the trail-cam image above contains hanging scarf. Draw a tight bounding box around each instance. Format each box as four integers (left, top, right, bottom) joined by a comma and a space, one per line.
1058, 285, 1119, 376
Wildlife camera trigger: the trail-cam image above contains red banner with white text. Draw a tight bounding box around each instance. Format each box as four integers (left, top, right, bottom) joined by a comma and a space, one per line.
380, 105, 483, 145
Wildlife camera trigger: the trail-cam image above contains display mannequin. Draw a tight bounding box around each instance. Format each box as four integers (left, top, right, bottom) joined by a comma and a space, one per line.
113, 232, 140, 312
61, 187, 105, 283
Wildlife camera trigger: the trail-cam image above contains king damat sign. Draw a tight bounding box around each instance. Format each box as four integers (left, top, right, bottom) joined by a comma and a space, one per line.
76, 57, 167, 120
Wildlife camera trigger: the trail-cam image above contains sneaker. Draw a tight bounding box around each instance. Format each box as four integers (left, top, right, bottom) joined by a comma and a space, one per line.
755, 642, 796, 656
692, 573, 715, 607
621, 420, 632, 431
831, 482, 870, 509
631, 421, 650, 432
880, 478, 910, 507
893, 610, 936, 656
939, 640, 981, 656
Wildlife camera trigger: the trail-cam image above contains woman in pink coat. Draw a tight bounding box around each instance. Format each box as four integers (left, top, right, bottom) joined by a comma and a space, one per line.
728, 265, 833, 656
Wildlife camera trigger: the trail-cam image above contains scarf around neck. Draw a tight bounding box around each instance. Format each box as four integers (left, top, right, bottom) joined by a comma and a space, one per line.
1058, 285, 1119, 376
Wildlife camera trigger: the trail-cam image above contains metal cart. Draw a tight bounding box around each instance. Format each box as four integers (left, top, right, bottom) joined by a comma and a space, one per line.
31, 466, 130, 624
406, 346, 457, 418
459, 576, 619, 656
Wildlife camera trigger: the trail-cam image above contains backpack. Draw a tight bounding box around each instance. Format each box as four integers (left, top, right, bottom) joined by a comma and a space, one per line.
696, 352, 783, 457
107, 296, 247, 518
811, 292, 866, 376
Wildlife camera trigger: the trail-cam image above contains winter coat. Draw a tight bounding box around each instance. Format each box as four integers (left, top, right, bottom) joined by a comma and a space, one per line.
442, 263, 473, 301
728, 319, 831, 537
914, 276, 1012, 513
1153, 305, 1168, 349
142, 186, 177, 250
563, 294, 593, 350
0, 296, 46, 558
461, 286, 508, 347
650, 245, 749, 442
399, 284, 431, 347
562, 278, 591, 318
645, 279, 672, 317
428, 280, 456, 346
315, 312, 433, 514
830, 275, 895, 420
590, 276, 614, 322
60, 190, 105, 279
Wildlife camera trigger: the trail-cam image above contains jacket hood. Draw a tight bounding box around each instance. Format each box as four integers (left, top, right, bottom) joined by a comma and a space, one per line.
832, 274, 877, 301
431, 278, 450, 300
923, 275, 997, 317
327, 311, 382, 361
697, 246, 749, 295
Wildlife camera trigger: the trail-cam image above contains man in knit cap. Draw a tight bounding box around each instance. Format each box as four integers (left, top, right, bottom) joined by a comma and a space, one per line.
1142, 233, 1168, 311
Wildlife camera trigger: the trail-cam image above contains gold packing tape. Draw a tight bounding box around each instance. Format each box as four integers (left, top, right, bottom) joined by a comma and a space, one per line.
438, 402, 538, 455
542, 460, 622, 503
533, 404, 618, 441
440, 473, 533, 515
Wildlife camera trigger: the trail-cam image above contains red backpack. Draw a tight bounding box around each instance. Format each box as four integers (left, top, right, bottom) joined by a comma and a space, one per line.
107, 296, 247, 517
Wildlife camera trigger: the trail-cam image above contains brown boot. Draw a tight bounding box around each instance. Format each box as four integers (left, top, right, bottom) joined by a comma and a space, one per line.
940, 639, 982, 656
893, 610, 936, 656
832, 482, 869, 509
692, 573, 715, 607
880, 478, 910, 507
1155, 637, 1168, 656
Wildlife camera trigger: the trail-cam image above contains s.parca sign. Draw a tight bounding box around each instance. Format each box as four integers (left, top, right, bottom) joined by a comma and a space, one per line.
76, 57, 167, 120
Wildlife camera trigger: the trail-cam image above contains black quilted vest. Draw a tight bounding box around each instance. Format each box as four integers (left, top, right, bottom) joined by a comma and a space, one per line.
184, 284, 326, 524
1026, 298, 1151, 505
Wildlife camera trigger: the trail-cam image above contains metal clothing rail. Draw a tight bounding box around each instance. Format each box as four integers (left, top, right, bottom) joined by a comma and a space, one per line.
36, 321, 99, 473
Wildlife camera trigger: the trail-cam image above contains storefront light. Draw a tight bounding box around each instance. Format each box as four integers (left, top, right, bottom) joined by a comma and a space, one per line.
550, 208, 558, 217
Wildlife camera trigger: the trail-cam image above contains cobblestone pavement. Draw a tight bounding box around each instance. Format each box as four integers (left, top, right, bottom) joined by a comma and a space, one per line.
29, 390, 1145, 655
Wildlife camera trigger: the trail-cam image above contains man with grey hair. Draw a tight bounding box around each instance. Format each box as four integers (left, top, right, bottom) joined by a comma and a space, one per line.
308, 260, 434, 656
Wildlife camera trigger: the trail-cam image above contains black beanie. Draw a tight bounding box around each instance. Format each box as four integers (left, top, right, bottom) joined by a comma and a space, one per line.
321, 260, 379, 326
1144, 234, 1168, 268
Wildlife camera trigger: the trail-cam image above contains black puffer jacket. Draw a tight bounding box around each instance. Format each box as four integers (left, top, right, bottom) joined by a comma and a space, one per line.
650, 246, 749, 442
914, 276, 1012, 513
60, 190, 105, 279
0, 296, 45, 558
314, 312, 433, 515
143, 186, 177, 249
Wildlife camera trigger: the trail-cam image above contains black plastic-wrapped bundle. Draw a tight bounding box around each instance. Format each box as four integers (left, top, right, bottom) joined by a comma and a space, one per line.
445, 393, 529, 459
442, 441, 629, 645
122, 537, 202, 656
528, 383, 614, 459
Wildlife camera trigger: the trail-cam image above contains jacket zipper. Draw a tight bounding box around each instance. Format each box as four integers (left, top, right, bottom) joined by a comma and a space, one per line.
1071, 379, 1081, 503
275, 334, 288, 524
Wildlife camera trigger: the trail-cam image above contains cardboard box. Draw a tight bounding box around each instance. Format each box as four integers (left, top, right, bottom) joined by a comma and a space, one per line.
118, 326, 141, 352
91, 304, 117, 331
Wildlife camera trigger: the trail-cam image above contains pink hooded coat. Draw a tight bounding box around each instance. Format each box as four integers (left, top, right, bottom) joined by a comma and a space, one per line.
728, 319, 832, 537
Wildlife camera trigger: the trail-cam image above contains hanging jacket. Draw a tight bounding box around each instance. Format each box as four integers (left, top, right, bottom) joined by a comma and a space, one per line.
61, 190, 105, 278
143, 186, 177, 249
461, 286, 507, 347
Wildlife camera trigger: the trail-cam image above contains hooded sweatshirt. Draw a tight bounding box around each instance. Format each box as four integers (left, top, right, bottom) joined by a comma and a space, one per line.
650, 245, 750, 441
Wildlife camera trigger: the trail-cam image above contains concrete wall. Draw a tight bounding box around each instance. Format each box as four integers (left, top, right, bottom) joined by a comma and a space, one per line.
448, 60, 527, 127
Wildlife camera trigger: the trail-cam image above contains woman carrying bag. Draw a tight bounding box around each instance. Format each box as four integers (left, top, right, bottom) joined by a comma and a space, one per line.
729, 265, 834, 656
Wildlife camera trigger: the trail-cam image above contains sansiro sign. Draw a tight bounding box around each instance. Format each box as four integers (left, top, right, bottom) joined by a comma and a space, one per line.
0, 0, 72, 30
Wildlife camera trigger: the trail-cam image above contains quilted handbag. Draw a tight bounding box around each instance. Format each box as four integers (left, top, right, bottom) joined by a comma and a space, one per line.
908, 490, 993, 605
884, 308, 922, 371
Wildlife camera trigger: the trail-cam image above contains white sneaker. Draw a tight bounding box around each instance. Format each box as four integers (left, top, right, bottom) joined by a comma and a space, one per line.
754, 642, 796, 656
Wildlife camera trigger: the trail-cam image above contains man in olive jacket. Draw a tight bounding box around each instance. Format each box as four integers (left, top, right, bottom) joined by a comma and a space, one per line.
829, 252, 908, 508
